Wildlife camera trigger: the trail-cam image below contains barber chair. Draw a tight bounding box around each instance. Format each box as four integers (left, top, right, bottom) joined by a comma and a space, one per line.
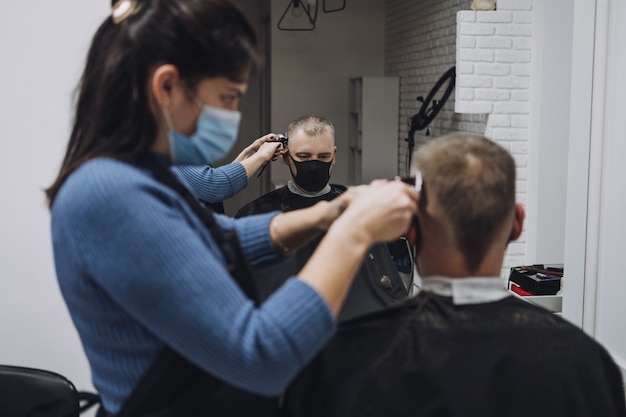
0, 365, 99, 417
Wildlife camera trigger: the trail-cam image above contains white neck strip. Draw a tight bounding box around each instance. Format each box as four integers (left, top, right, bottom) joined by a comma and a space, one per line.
286, 180, 331, 197
419, 276, 509, 305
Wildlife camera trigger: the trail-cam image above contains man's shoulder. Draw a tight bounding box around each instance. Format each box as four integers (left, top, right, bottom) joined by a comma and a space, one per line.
256, 186, 288, 200
501, 295, 615, 347
329, 183, 348, 194
236, 183, 348, 218
235, 186, 288, 218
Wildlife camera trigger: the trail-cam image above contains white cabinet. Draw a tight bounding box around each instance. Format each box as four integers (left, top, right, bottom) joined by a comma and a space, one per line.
348, 76, 399, 185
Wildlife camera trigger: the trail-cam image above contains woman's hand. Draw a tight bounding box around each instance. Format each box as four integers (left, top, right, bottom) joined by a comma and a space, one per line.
311, 185, 368, 231
233, 133, 284, 163
255, 140, 283, 163
236, 133, 285, 177
267, 186, 369, 256
297, 180, 418, 316
331, 180, 419, 246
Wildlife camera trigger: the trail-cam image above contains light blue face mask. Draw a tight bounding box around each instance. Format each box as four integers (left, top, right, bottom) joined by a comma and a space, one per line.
166, 105, 241, 166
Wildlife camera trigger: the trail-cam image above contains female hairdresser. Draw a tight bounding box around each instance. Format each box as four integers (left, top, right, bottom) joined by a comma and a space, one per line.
46, 1, 417, 416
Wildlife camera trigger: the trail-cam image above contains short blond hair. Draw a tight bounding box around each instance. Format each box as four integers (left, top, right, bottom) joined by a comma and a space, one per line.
413, 132, 516, 272
286, 115, 335, 140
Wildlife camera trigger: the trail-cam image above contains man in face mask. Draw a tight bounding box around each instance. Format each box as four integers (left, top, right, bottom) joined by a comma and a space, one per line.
237, 115, 340, 213
236, 115, 409, 321
282, 118, 336, 195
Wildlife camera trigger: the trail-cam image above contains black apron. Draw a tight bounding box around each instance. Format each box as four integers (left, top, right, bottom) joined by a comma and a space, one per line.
99, 153, 280, 417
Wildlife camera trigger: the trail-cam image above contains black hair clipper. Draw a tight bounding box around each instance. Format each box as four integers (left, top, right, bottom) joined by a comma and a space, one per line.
399, 173, 423, 251
256, 134, 288, 178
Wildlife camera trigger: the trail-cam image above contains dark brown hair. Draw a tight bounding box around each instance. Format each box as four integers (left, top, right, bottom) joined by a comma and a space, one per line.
46, 0, 261, 207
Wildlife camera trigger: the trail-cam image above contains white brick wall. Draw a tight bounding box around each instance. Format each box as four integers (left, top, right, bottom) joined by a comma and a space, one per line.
385, 0, 534, 277
455, 2, 532, 275
385, 0, 487, 178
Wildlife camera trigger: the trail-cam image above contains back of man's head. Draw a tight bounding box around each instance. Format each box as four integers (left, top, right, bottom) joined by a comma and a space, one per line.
413, 132, 516, 274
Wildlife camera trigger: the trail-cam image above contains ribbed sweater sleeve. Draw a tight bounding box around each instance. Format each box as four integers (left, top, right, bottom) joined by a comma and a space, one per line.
50, 158, 335, 413
213, 213, 282, 267
172, 163, 248, 203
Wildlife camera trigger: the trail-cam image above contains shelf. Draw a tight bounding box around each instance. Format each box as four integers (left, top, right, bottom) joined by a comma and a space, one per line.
509, 290, 563, 313
347, 76, 399, 185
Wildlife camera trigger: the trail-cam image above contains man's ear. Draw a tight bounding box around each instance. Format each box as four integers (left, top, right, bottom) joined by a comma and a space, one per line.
508, 203, 525, 242
151, 64, 180, 106
332, 146, 337, 165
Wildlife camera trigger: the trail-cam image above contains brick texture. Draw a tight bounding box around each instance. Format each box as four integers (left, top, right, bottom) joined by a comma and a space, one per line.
385, 0, 485, 178
456, 4, 533, 274
385, 0, 533, 276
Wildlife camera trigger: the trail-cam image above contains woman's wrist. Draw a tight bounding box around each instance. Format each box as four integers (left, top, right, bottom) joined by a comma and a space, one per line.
268, 202, 335, 256
309, 200, 334, 231
325, 213, 373, 254
239, 153, 264, 177
269, 215, 291, 255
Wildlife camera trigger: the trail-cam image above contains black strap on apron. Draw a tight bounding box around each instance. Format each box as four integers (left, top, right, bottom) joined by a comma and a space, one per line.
98, 153, 279, 417
139, 153, 262, 305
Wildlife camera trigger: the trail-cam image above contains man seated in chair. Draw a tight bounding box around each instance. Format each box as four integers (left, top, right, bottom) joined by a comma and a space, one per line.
280, 132, 626, 417
236, 115, 409, 321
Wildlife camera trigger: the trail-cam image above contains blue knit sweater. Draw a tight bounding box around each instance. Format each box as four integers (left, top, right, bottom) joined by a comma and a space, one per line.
50, 157, 335, 414
173, 163, 248, 203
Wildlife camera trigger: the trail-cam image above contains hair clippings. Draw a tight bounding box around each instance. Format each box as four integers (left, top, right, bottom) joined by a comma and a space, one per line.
112, 0, 141, 24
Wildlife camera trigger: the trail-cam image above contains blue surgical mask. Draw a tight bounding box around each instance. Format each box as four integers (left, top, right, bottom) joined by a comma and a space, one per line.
166, 105, 241, 166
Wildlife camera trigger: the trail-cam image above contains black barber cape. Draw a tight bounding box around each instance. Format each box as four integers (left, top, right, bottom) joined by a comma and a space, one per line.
281, 291, 626, 417
236, 184, 408, 321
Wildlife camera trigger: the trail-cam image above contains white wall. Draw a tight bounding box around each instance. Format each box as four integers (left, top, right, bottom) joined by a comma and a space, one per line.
564, 0, 626, 379
0, 1, 108, 393
526, 0, 572, 266
593, 0, 626, 374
